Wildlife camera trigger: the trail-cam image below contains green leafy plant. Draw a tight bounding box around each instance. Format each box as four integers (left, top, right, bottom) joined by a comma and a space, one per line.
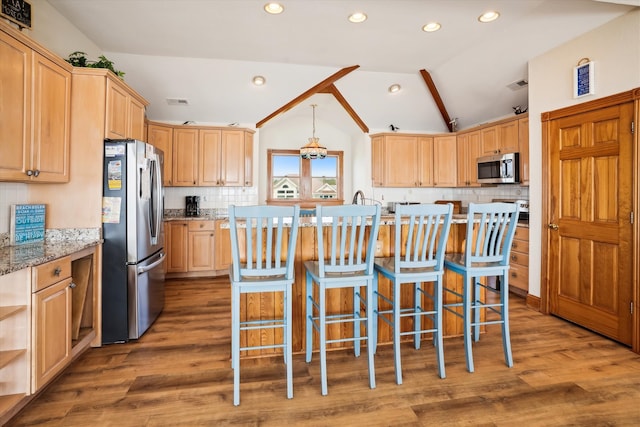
65, 51, 125, 78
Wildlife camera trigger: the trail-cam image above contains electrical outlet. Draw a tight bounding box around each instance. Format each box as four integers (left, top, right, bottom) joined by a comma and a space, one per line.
375, 240, 383, 256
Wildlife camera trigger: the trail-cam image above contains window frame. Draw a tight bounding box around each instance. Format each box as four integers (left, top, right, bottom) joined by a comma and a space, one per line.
267, 149, 344, 207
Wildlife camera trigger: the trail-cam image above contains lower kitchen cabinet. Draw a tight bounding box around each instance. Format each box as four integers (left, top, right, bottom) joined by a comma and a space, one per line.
166, 220, 228, 277
214, 220, 231, 271
509, 226, 529, 296
187, 221, 215, 272
166, 221, 188, 273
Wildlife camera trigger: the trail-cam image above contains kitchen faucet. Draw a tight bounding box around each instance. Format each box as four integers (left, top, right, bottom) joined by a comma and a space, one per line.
352, 190, 365, 204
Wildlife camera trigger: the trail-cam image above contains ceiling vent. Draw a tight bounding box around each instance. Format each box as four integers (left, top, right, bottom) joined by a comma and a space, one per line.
166, 98, 189, 106
507, 79, 528, 91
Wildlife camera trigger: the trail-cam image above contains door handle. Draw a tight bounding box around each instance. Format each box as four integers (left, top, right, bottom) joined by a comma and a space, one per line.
548, 223, 559, 230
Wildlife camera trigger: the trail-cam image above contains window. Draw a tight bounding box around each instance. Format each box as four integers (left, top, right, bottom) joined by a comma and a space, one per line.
267, 149, 343, 206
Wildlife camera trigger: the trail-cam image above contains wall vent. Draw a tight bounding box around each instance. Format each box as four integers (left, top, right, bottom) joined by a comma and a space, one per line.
166, 98, 189, 106
507, 79, 528, 91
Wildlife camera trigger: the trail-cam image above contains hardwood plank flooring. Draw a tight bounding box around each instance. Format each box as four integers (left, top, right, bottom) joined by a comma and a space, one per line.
6, 277, 640, 426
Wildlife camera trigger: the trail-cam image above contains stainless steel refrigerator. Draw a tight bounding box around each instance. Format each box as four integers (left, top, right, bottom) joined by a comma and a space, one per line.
102, 139, 165, 344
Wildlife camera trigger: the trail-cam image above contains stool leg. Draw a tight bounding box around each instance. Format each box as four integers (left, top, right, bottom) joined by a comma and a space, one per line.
435, 276, 446, 379
501, 271, 513, 368
285, 284, 294, 399
353, 285, 361, 358
319, 284, 328, 396
305, 271, 313, 363
372, 274, 378, 353
366, 278, 376, 390
474, 276, 481, 342
393, 278, 402, 385
463, 273, 475, 373
413, 281, 421, 350
232, 285, 241, 406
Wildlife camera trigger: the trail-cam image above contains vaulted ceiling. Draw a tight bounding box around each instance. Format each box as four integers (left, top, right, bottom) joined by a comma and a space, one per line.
48, 0, 637, 132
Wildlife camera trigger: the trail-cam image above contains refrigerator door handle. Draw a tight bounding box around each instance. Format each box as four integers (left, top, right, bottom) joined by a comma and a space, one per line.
137, 252, 166, 275
149, 156, 162, 245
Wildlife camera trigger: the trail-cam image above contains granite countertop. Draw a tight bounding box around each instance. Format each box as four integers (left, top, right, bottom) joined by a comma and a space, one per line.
0, 229, 102, 276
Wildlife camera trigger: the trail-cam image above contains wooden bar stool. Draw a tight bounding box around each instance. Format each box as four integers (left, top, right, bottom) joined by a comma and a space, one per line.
443, 202, 520, 373
374, 203, 453, 384
228, 204, 300, 405
304, 204, 381, 396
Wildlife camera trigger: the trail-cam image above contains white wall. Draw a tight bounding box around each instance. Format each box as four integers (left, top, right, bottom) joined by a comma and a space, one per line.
528, 9, 640, 298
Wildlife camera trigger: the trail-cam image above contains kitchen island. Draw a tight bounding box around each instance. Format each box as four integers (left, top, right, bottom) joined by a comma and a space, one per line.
234, 215, 477, 358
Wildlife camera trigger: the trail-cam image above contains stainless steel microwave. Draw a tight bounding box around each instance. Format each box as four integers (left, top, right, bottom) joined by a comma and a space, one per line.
476, 153, 519, 184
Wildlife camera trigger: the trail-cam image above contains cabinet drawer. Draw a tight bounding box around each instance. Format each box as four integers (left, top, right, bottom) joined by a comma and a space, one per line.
33, 256, 72, 292
509, 250, 529, 267
511, 238, 528, 253
188, 221, 215, 232
508, 263, 528, 291
514, 226, 529, 240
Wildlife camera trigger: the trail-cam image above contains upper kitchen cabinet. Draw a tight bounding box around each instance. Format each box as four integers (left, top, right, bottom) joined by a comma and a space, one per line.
480, 117, 519, 155
147, 122, 174, 186
432, 135, 457, 187
518, 116, 530, 185
0, 22, 71, 183
71, 68, 148, 143
456, 130, 481, 187
105, 79, 146, 141
153, 123, 254, 187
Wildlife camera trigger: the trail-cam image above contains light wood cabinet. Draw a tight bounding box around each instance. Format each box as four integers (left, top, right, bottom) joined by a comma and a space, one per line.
31, 257, 72, 392
417, 136, 434, 187
105, 78, 146, 141
481, 118, 519, 155
0, 268, 31, 422
456, 130, 481, 187
214, 220, 232, 271
509, 226, 529, 296
152, 122, 255, 187
370, 135, 384, 187
518, 117, 530, 185
173, 128, 199, 186
432, 135, 457, 187
187, 221, 215, 272
166, 222, 189, 273
147, 123, 174, 186
0, 24, 71, 183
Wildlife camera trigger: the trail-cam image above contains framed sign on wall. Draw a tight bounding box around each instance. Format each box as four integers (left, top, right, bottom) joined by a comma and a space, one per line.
1, 0, 31, 29
573, 58, 595, 99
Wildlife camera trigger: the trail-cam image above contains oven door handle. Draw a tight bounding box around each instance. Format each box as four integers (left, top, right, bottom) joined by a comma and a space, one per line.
138, 252, 165, 275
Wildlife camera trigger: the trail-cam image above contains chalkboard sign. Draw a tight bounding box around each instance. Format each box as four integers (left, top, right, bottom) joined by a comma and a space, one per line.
10, 204, 45, 245
1, 0, 31, 29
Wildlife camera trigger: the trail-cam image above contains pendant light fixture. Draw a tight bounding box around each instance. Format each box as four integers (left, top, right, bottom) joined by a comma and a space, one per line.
300, 104, 327, 159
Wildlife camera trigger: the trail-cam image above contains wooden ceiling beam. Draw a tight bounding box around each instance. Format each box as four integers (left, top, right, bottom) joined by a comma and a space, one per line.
419, 69, 453, 132
319, 84, 369, 133
256, 65, 361, 129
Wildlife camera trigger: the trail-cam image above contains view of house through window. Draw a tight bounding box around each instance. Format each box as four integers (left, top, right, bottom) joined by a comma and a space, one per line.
268, 150, 343, 204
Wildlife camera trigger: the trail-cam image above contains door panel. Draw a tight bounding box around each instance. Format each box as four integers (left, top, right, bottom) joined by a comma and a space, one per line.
548, 102, 633, 345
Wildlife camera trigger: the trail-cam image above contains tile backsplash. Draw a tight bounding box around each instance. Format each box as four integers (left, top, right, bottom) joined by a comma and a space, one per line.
164, 186, 259, 210
0, 182, 28, 234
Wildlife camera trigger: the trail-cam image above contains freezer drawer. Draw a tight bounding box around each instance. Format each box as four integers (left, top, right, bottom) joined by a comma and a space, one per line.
127, 250, 165, 339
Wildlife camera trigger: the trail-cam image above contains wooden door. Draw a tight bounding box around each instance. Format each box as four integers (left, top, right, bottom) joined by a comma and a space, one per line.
497, 120, 519, 153
31, 53, 71, 183
547, 102, 633, 345
370, 135, 384, 187
433, 135, 457, 187
243, 131, 253, 186
481, 125, 498, 155
518, 117, 530, 185
456, 130, 481, 187
0, 31, 31, 181
129, 97, 145, 141
214, 220, 232, 271
199, 129, 222, 186
220, 130, 245, 186
173, 128, 198, 186
105, 79, 129, 139
188, 223, 215, 272
166, 222, 188, 273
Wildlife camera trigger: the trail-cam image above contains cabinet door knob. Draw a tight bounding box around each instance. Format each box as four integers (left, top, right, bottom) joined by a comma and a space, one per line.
70, 282, 77, 289
34, 170, 40, 177
54, 267, 62, 276
26, 170, 33, 176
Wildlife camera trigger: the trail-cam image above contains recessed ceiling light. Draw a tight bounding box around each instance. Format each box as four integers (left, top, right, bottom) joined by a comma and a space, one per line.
422, 22, 441, 32
478, 10, 500, 23
252, 75, 266, 86
388, 84, 401, 93
264, 2, 284, 14
348, 12, 367, 23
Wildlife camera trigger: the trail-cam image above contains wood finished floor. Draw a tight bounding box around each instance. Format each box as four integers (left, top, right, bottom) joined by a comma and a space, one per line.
7, 277, 640, 426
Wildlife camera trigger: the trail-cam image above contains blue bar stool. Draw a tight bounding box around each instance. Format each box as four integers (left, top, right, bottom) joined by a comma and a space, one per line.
374, 203, 453, 384
228, 204, 300, 406
443, 202, 520, 373
304, 204, 381, 396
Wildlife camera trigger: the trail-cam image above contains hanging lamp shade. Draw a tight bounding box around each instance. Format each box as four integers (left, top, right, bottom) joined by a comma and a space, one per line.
300, 104, 327, 159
